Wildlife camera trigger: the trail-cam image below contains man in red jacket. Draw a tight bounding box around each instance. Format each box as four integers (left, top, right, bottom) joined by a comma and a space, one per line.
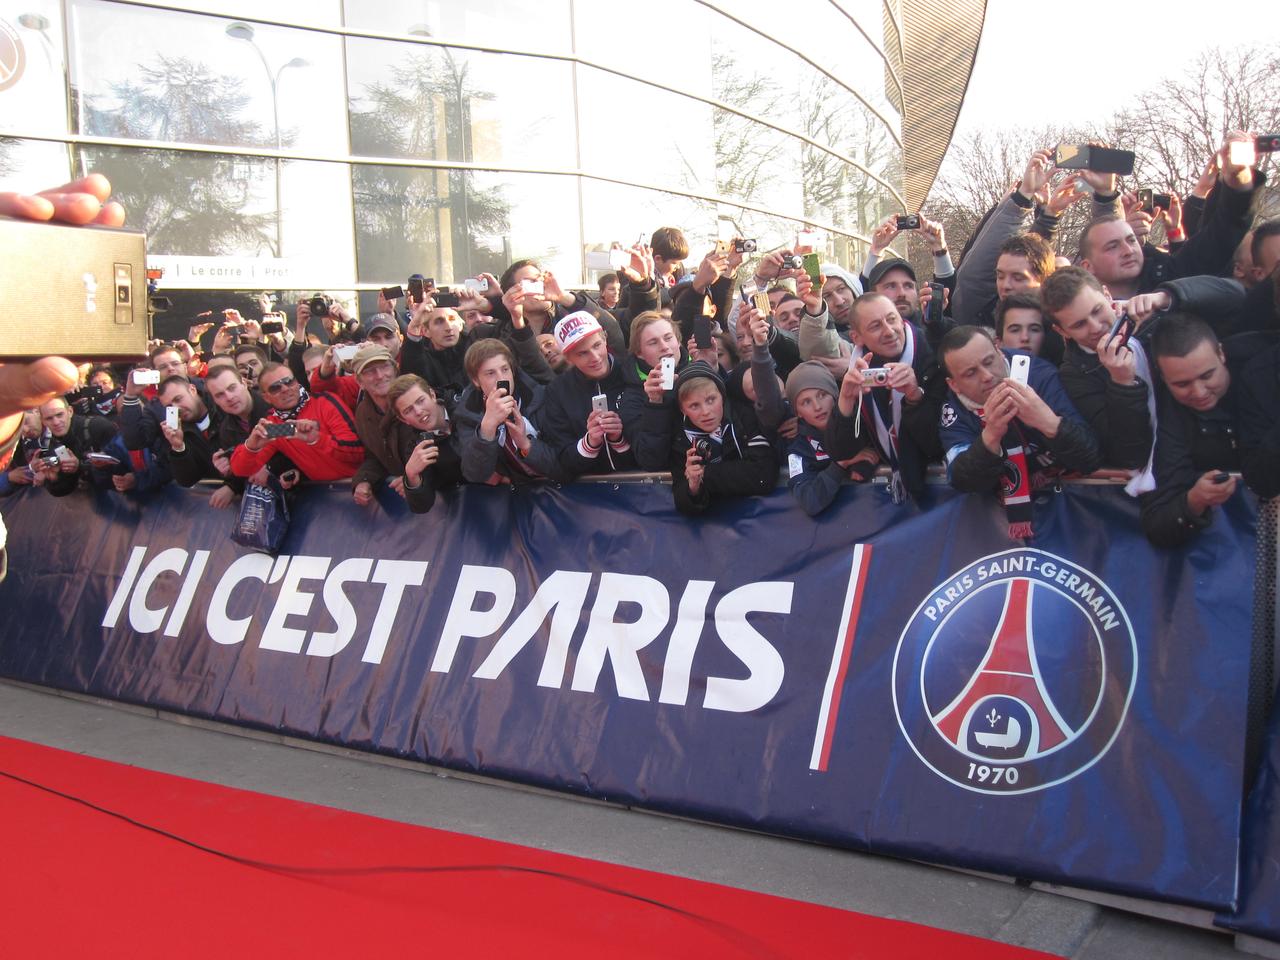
230, 362, 364, 482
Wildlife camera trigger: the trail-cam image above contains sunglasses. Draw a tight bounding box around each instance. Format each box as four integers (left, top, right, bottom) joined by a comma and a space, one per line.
264, 376, 296, 395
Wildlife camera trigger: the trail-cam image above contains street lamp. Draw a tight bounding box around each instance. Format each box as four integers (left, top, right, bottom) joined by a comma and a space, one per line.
225, 21, 308, 258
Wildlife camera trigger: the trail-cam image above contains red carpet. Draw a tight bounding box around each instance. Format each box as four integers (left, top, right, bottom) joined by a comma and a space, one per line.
0, 736, 1059, 959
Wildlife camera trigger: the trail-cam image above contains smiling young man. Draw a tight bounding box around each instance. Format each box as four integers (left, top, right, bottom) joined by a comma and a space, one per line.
1140, 317, 1246, 547
1039, 267, 1154, 473
822, 292, 945, 502
937, 325, 1099, 538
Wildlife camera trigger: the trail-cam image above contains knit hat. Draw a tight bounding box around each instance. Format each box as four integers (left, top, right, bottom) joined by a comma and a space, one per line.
351, 343, 394, 375
785, 361, 840, 406
554, 311, 603, 354
866, 258, 916, 289
673, 360, 725, 397
367, 313, 399, 336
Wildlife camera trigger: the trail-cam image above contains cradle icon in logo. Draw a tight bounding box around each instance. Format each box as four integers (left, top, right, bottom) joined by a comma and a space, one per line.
0, 19, 26, 92
892, 548, 1137, 795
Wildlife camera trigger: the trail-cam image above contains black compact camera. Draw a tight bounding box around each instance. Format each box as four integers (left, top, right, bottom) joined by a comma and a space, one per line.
261, 319, 285, 335
1256, 135, 1280, 153
779, 254, 804, 270
733, 238, 758, 253
308, 293, 332, 318
694, 438, 711, 463
896, 214, 921, 231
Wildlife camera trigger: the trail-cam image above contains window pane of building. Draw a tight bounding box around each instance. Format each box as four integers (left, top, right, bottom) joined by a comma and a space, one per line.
353, 165, 579, 286
69, 0, 348, 154
0, 137, 71, 195
78, 145, 356, 285
0, 2, 68, 137
347, 38, 575, 168
344, 0, 572, 56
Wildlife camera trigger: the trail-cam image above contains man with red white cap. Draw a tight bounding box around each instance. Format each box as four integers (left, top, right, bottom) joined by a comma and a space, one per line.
539, 311, 638, 475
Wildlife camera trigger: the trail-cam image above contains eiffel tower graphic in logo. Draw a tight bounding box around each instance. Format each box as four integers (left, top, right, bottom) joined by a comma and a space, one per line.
932, 579, 1073, 758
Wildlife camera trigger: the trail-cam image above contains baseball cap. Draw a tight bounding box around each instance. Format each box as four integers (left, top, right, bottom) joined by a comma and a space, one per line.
554, 311, 604, 354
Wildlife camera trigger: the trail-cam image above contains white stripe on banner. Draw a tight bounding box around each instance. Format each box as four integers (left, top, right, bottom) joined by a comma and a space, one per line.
809, 543, 873, 771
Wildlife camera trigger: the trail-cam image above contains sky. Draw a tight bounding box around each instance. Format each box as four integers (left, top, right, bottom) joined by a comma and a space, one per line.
952, 0, 1280, 139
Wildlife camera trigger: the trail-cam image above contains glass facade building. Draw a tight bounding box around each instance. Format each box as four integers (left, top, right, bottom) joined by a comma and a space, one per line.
0, 0, 971, 317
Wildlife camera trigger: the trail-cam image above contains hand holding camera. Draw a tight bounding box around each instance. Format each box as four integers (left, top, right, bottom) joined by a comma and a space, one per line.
882, 362, 922, 400
1098, 319, 1138, 386
1018, 149, 1057, 202
1220, 132, 1257, 190
869, 217, 899, 255
693, 248, 728, 293
482, 385, 518, 435
405, 438, 440, 485
1188, 470, 1238, 515
684, 443, 706, 494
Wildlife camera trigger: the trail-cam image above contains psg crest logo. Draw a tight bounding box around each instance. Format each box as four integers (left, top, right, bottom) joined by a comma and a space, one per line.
892, 549, 1137, 795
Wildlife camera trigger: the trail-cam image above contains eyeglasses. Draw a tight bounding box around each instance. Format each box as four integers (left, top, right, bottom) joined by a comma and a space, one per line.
264, 376, 296, 395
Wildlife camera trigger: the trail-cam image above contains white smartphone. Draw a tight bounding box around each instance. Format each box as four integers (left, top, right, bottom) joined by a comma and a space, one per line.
659, 356, 676, 389
608, 246, 628, 270
334, 344, 359, 363
132, 369, 160, 386
521, 279, 544, 296
463, 277, 489, 294
591, 394, 609, 414
165, 405, 180, 430
1008, 353, 1031, 386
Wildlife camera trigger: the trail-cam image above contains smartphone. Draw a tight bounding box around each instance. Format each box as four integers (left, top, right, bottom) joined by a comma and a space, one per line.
133, 369, 161, 386
608, 247, 629, 270
1257, 135, 1280, 153
1008, 353, 1031, 386
264, 421, 298, 440
381, 285, 405, 301
752, 292, 772, 317
802, 253, 822, 284
463, 277, 489, 294
408, 276, 425, 302
1136, 188, 1154, 214
896, 214, 921, 231
521, 279, 544, 296
713, 239, 730, 257
694, 438, 711, 463
261, 319, 285, 335
496, 379, 511, 395
434, 290, 462, 308
1212, 472, 1232, 484
1054, 143, 1136, 176
926, 281, 944, 325
334, 344, 359, 363
165, 405, 180, 431
739, 281, 758, 302
1228, 140, 1257, 169
693, 314, 713, 350
591, 393, 610, 415
1107, 313, 1135, 350
659, 356, 676, 389
85, 452, 121, 467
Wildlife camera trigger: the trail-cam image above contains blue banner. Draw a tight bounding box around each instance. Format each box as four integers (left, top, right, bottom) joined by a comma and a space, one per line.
1220, 706, 1280, 939
0, 479, 1258, 911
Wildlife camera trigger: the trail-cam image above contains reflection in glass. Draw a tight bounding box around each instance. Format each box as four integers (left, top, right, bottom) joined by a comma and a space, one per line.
79, 145, 276, 255
68, 1, 345, 154
353, 166, 578, 286
0, 137, 70, 195
347, 38, 574, 168
343, 0, 571, 56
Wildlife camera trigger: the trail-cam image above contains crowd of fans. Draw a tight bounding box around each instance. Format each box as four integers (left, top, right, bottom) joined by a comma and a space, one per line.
2, 130, 1279, 549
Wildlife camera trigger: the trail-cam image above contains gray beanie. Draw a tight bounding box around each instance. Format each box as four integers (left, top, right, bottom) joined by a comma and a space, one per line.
785, 360, 840, 406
